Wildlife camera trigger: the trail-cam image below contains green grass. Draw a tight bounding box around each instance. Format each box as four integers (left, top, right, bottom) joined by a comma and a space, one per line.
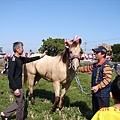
0, 59, 4, 71
0, 70, 117, 120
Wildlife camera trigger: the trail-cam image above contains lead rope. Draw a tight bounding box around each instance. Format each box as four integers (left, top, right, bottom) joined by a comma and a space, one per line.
75, 67, 119, 95
74, 72, 91, 95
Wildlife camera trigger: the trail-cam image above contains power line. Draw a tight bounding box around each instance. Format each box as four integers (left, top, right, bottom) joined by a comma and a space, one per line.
85, 38, 120, 44
82, 38, 120, 54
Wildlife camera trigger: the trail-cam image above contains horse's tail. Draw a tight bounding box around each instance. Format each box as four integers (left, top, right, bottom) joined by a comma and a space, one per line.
23, 64, 28, 87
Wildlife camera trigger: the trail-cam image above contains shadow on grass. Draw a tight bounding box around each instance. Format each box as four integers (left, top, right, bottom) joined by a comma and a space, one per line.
25, 89, 92, 119
26, 89, 70, 107
70, 101, 93, 120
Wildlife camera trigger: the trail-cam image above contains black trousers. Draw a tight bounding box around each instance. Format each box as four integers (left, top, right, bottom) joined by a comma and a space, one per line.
92, 95, 110, 116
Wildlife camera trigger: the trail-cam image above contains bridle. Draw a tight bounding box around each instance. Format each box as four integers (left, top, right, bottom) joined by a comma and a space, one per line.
67, 48, 80, 69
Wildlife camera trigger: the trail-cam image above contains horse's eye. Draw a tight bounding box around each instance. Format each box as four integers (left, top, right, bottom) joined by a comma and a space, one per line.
70, 51, 72, 54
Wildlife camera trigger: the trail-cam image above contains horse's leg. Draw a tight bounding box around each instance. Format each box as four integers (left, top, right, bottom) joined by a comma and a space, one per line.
28, 73, 41, 105
28, 73, 36, 105
59, 83, 71, 111
50, 81, 60, 114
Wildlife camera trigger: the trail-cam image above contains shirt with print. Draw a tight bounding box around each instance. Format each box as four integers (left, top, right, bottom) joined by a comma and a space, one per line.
91, 107, 120, 120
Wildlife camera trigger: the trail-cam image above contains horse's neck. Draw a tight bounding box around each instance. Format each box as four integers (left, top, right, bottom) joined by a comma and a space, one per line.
61, 49, 70, 65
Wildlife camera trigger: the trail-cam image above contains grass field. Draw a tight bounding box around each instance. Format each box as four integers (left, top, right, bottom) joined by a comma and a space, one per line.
0, 61, 117, 120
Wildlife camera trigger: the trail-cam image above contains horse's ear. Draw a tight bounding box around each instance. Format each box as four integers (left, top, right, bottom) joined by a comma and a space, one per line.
73, 38, 82, 44
79, 38, 82, 44
64, 39, 73, 48
73, 35, 82, 44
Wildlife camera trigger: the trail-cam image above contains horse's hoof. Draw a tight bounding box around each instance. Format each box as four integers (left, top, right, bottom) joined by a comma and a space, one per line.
31, 99, 35, 105
59, 107, 62, 111
49, 110, 54, 114
31, 101, 35, 105
49, 108, 56, 114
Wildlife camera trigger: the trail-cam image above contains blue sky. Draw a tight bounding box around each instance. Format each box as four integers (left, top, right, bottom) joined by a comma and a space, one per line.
0, 0, 120, 54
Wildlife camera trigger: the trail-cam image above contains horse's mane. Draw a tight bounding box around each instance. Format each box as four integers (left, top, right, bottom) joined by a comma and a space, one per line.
57, 49, 69, 63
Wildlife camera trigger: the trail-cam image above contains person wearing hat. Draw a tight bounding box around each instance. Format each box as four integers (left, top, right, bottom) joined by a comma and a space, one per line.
77, 46, 112, 116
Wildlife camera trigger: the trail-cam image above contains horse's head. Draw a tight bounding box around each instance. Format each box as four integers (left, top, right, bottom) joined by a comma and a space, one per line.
65, 35, 82, 71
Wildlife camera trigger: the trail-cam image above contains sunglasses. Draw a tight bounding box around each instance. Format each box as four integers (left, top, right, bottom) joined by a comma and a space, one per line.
94, 52, 100, 55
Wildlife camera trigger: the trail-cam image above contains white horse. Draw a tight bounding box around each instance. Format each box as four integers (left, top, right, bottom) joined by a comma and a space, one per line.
24, 37, 82, 113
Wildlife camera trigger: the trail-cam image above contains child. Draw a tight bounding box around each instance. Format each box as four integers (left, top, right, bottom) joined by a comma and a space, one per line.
92, 75, 120, 120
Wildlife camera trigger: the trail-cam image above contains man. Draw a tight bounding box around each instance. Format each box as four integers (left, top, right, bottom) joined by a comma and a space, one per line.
0, 42, 47, 120
77, 46, 112, 115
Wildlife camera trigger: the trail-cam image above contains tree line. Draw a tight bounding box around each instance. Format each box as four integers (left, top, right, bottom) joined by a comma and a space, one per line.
37, 37, 120, 62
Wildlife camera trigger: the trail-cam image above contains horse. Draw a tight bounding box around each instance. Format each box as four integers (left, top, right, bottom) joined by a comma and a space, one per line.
24, 37, 82, 113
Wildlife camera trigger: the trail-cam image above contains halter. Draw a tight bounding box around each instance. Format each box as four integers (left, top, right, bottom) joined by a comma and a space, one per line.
67, 48, 80, 69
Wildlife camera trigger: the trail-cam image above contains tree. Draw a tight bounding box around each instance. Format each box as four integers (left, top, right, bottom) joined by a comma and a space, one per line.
111, 44, 120, 54
38, 37, 83, 56
111, 44, 120, 62
38, 37, 65, 56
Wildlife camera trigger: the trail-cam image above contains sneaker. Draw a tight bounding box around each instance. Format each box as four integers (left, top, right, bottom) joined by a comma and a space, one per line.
0, 114, 8, 120
1, 116, 8, 120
